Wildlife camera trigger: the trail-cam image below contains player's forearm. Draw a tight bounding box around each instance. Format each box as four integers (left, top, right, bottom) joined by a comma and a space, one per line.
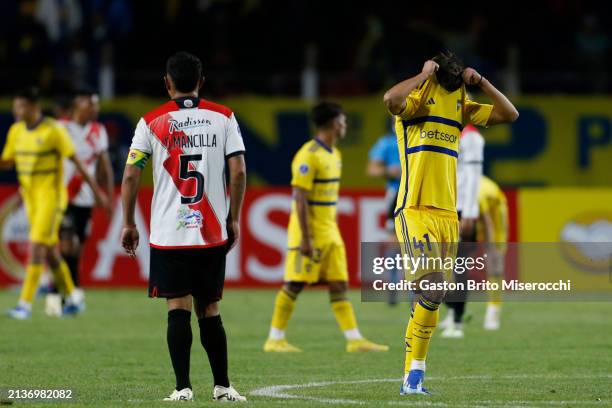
72, 156, 102, 198
479, 79, 519, 124
228, 155, 246, 222
482, 213, 494, 243
295, 196, 311, 240
229, 172, 246, 223
366, 161, 386, 178
383, 72, 429, 115
98, 153, 115, 199
121, 165, 141, 226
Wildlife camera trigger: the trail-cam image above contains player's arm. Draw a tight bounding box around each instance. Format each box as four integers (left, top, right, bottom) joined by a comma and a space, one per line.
120, 158, 144, 257
366, 160, 401, 180
383, 60, 438, 115
293, 187, 313, 258
480, 211, 494, 244
0, 126, 17, 170
95, 151, 115, 208
69, 155, 111, 211
463, 68, 519, 125
227, 154, 246, 251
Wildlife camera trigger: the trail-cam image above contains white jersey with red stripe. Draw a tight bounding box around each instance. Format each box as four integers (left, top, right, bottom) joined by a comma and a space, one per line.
62, 119, 109, 207
456, 124, 484, 219
129, 97, 245, 249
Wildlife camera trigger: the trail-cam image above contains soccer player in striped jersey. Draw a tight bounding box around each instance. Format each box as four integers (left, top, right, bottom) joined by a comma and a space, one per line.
264, 102, 388, 353
121, 52, 247, 402
383, 51, 519, 395
1, 87, 109, 319
45, 88, 114, 316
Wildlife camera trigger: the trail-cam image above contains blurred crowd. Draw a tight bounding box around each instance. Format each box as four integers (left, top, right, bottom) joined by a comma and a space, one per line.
0, 0, 609, 97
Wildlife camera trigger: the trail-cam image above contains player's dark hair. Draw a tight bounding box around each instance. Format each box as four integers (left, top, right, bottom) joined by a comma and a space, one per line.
72, 86, 96, 99
311, 102, 344, 128
166, 51, 203, 93
15, 87, 40, 103
432, 51, 465, 92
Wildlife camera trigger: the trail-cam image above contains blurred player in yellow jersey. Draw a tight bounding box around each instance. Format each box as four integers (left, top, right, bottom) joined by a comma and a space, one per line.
264, 102, 388, 353
0, 88, 109, 319
383, 51, 519, 395
477, 175, 508, 331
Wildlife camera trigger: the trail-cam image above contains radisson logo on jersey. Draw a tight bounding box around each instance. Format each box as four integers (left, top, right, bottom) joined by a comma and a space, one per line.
168, 117, 212, 134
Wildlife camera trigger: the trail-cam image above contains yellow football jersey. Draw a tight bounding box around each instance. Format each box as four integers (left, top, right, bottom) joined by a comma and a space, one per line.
393, 77, 493, 214
287, 138, 342, 247
478, 175, 508, 242
1, 117, 75, 209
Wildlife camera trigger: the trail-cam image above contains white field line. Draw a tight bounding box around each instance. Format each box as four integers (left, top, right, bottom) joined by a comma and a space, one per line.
250, 374, 611, 406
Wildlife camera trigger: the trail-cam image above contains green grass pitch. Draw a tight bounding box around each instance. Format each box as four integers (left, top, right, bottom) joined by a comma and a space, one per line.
1, 289, 610, 407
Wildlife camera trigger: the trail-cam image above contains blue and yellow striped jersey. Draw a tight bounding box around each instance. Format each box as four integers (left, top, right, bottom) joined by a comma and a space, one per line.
393, 77, 493, 214
1, 118, 75, 208
287, 138, 342, 246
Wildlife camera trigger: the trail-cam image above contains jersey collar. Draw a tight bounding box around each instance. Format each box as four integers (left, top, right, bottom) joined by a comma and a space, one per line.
314, 138, 333, 153
173, 96, 200, 109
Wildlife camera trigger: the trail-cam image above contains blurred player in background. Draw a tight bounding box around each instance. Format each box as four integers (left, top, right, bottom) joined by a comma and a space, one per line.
0, 87, 109, 319
264, 102, 389, 353
366, 123, 401, 305
440, 124, 485, 338
46, 88, 114, 315
383, 51, 518, 395
121, 52, 247, 402
477, 175, 508, 330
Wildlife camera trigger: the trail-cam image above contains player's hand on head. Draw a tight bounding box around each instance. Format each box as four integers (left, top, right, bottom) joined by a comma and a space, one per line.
422, 60, 439, 77
121, 225, 139, 258
226, 220, 240, 251
462, 67, 483, 86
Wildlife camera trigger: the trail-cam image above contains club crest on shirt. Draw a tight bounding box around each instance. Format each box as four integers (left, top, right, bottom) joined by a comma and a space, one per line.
299, 164, 309, 174
176, 207, 203, 230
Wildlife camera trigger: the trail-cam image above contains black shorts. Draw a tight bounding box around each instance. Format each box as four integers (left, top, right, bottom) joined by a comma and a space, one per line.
148, 245, 227, 303
60, 204, 93, 243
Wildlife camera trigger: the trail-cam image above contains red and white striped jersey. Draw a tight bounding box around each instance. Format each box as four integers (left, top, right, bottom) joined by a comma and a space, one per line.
62, 120, 109, 207
129, 97, 245, 249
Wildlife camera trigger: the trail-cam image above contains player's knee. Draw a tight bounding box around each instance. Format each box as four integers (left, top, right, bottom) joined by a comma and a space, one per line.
167, 296, 192, 313
60, 232, 80, 256
203, 301, 219, 318
29, 243, 47, 264
328, 281, 348, 297
419, 273, 446, 304
422, 289, 445, 304
284, 281, 305, 297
